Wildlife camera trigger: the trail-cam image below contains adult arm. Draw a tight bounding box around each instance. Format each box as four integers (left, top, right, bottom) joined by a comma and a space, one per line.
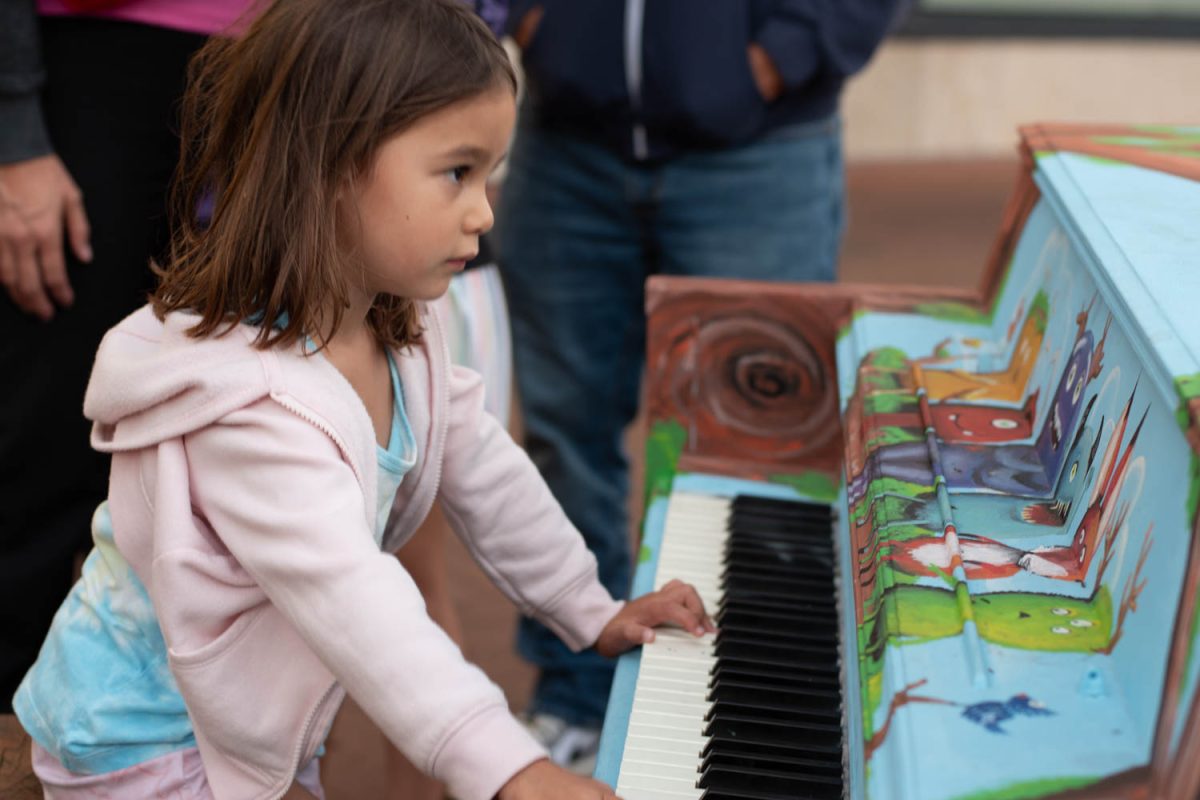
0, 0, 92, 319
0, 0, 51, 163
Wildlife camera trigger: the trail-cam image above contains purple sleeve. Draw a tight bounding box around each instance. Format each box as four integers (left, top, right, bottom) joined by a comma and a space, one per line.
470, 0, 508, 37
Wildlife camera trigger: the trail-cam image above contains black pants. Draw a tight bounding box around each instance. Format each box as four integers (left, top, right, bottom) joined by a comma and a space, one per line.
0, 18, 204, 711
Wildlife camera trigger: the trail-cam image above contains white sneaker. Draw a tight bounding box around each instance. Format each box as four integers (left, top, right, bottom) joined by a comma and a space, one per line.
521, 712, 601, 776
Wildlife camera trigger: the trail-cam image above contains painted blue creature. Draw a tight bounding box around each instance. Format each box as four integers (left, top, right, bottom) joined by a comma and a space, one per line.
961, 693, 1054, 734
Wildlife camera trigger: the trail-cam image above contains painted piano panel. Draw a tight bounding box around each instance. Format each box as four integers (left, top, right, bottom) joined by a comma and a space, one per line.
596, 125, 1200, 800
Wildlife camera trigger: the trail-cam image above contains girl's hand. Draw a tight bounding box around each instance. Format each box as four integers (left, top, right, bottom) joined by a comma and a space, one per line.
595, 579, 715, 658
497, 758, 621, 800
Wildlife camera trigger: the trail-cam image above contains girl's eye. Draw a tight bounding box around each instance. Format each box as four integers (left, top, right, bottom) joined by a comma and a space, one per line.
447, 165, 470, 184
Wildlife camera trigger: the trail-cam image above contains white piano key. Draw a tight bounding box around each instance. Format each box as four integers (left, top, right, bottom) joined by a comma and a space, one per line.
615, 494, 732, 799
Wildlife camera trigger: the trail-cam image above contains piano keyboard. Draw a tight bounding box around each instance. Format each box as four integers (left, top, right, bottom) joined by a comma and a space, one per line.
615, 492, 845, 800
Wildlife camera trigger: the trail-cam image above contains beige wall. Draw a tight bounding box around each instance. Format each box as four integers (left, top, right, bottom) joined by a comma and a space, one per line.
842, 38, 1200, 161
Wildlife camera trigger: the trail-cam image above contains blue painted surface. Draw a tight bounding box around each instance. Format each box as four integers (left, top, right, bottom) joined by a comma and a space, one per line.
843, 145, 1199, 799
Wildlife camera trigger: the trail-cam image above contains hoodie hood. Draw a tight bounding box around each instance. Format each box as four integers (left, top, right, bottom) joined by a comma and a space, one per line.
85, 307, 286, 452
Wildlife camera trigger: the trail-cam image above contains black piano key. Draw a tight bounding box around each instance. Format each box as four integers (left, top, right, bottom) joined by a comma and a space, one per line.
721, 557, 834, 582
700, 733, 842, 766
714, 621, 838, 649
632, 494, 846, 800
703, 713, 842, 755
726, 521, 834, 546
713, 655, 840, 686
708, 679, 842, 712
719, 591, 839, 620
722, 572, 833, 598
700, 744, 843, 780
714, 633, 838, 661
722, 571, 831, 595
717, 606, 837, 632
731, 495, 834, 521
709, 663, 842, 692
704, 698, 841, 727
716, 631, 838, 659
700, 788, 834, 800
721, 576, 835, 604
724, 538, 831, 559
699, 748, 844, 799
697, 763, 841, 800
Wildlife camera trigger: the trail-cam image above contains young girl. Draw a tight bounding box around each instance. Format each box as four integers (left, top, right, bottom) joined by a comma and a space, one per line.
11, 1, 713, 798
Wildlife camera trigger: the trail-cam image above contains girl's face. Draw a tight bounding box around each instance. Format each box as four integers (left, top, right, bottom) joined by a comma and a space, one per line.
348, 85, 515, 301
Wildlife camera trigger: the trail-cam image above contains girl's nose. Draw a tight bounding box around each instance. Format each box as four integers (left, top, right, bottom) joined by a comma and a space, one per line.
466, 191, 494, 235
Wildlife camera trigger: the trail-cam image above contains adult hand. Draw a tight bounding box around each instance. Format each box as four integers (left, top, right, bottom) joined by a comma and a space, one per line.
512, 5, 543, 49
0, 154, 92, 320
498, 758, 622, 800
747, 43, 784, 103
595, 578, 715, 658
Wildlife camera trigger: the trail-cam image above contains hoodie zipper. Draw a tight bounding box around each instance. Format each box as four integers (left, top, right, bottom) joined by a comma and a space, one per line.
422, 307, 451, 522
264, 315, 449, 788
624, 0, 648, 160
275, 681, 341, 799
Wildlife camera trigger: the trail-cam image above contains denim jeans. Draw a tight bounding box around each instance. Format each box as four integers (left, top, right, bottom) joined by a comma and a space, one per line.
495, 116, 844, 726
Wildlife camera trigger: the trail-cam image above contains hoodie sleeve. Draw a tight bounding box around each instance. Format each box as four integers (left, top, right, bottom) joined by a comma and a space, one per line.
436, 364, 624, 652
0, 0, 53, 163
755, 0, 907, 91
183, 400, 544, 800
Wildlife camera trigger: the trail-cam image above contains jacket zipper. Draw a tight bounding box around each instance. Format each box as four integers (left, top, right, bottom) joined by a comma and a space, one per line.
624, 0, 648, 160
263, 315, 449, 789
268, 393, 365, 798
275, 681, 341, 799
423, 307, 451, 518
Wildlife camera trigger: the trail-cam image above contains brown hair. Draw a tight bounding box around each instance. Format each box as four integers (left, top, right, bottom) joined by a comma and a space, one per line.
151, 0, 516, 350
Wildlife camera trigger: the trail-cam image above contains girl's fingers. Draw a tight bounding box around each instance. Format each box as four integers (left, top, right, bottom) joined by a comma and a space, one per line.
681, 584, 716, 632
625, 621, 654, 645
655, 581, 715, 633
652, 597, 706, 636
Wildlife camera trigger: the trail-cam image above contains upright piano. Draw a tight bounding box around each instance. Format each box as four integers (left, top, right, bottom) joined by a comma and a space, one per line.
594, 124, 1200, 800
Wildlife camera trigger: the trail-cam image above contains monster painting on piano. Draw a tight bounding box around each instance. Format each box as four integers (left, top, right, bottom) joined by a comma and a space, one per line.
595, 124, 1200, 800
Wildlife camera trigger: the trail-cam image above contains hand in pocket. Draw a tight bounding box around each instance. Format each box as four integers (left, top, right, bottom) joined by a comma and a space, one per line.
513, 5, 544, 49
747, 43, 784, 102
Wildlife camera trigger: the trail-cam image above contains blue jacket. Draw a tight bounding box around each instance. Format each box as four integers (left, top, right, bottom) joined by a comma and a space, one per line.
509, 0, 906, 161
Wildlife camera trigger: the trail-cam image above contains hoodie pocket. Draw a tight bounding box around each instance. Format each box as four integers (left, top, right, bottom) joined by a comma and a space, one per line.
167, 605, 339, 794
152, 548, 264, 661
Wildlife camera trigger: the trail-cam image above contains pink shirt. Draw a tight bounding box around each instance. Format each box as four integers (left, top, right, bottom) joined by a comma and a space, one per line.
37, 0, 253, 36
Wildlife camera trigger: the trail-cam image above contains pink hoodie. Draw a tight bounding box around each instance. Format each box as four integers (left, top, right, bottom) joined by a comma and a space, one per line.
82, 303, 623, 800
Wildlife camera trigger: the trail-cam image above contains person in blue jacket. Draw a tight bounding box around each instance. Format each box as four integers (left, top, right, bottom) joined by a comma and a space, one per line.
496, 0, 908, 771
